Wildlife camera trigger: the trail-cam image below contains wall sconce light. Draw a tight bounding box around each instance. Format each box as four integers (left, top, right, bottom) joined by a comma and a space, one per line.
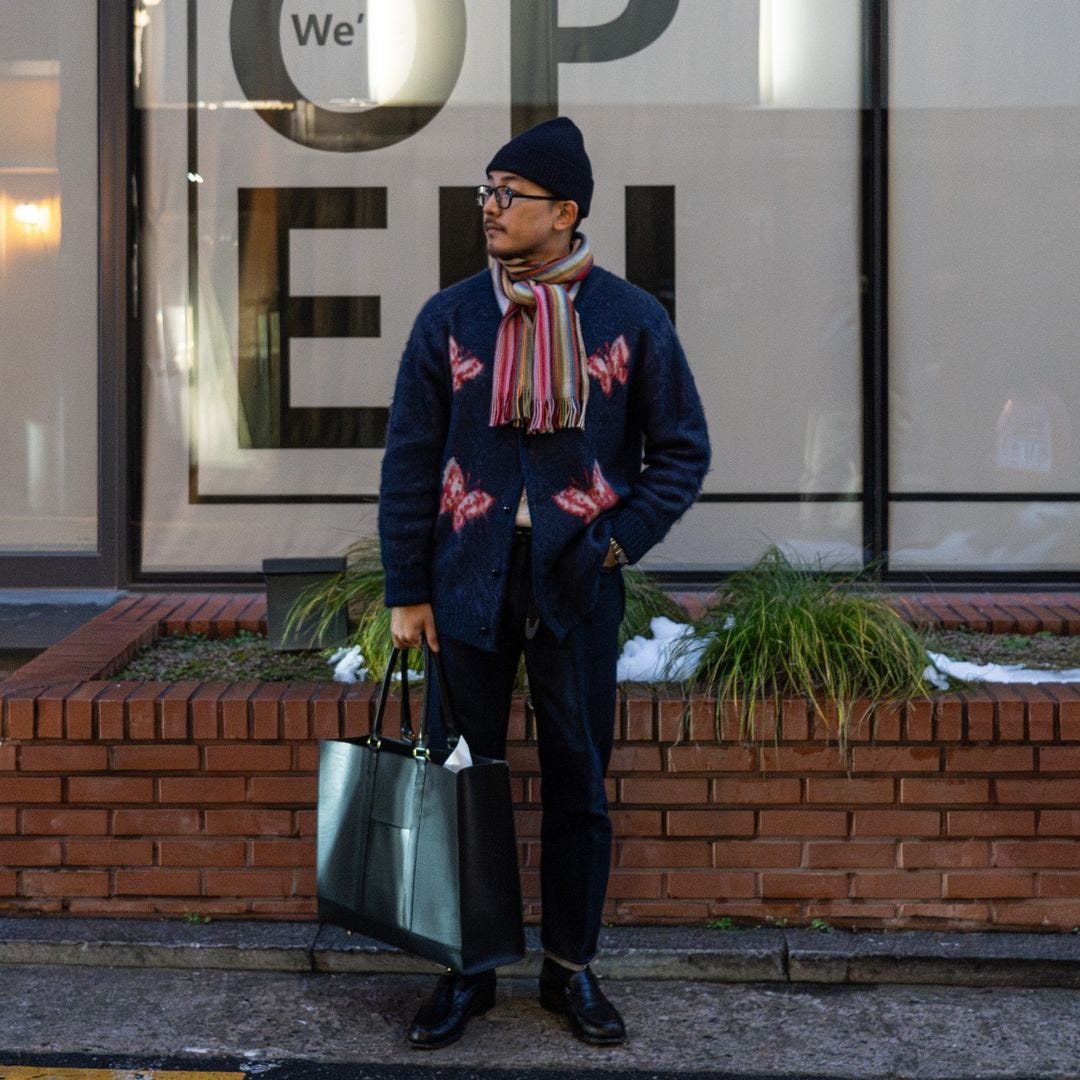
13, 202, 50, 231
3, 196, 60, 254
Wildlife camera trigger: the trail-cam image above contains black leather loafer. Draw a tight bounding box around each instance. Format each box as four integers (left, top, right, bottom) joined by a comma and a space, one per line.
407, 968, 497, 1049
538, 957, 626, 1046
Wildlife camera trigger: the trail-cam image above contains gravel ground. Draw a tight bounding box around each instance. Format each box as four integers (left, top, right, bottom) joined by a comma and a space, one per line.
922, 628, 1080, 670
108, 628, 1080, 683
112, 630, 336, 682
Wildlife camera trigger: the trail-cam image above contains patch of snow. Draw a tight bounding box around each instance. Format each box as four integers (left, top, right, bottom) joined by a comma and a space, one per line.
329, 644, 367, 683
616, 617, 710, 682
922, 660, 951, 691
927, 650, 1080, 685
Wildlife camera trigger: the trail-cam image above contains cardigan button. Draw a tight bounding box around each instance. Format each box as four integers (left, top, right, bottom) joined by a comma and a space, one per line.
479, 625, 489, 635
491, 568, 501, 577
501, 506, 512, 513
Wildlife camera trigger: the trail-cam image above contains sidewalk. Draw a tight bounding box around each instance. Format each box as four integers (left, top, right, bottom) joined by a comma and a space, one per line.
4, 918, 1080, 1077
4, 917, 1080, 988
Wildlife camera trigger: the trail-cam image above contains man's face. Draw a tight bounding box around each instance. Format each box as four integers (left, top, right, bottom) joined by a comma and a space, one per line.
482, 170, 577, 265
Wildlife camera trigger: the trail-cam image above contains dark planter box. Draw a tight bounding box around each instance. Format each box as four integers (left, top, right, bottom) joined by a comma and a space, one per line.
263, 557, 348, 651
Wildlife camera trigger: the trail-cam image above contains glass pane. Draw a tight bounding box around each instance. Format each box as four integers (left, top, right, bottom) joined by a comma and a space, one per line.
137, 0, 861, 573
0, 2, 98, 552
642, 502, 863, 573
891, 501, 1080, 572
890, 0, 1080, 499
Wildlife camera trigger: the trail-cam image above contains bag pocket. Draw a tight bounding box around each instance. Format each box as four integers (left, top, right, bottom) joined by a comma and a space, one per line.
362, 751, 425, 928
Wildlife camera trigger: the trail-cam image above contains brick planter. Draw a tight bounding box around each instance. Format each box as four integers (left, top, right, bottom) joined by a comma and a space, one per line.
3, 593, 1080, 929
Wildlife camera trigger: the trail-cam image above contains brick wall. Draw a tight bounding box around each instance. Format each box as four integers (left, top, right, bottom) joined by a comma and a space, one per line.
3, 594, 1080, 929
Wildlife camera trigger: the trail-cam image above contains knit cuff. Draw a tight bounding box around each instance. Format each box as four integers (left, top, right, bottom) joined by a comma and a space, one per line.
383, 568, 432, 609
610, 507, 655, 566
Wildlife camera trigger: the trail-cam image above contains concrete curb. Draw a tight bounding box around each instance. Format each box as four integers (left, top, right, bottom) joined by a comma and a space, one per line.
783, 927, 1080, 988
2, 917, 1080, 988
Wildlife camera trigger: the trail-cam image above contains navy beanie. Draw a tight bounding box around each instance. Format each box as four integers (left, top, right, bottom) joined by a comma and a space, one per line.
486, 116, 594, 219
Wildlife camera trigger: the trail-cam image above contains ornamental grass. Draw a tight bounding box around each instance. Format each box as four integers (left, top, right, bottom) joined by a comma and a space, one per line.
619, 566, 690, 648
683, 546, 931, 744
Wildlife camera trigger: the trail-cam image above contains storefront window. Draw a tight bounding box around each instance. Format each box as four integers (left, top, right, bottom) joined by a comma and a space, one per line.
0, 2, 98, 552
137, 0, 861, 574
889, 0, 1080, 569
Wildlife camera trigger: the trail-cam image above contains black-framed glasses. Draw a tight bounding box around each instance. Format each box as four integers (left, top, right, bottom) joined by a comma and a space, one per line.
476, 184, 561, 210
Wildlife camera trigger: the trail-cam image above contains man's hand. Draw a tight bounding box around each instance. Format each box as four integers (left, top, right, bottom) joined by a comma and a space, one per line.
390, 603, 440, 652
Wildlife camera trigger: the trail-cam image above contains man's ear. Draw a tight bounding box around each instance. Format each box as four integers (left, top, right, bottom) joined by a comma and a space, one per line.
554, 200, 579, 232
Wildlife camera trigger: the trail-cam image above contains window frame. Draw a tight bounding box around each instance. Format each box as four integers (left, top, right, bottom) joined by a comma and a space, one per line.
0, 1, 130, 588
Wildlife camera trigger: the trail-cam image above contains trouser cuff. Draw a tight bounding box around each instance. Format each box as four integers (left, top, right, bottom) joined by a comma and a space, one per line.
543, 948, 589, 972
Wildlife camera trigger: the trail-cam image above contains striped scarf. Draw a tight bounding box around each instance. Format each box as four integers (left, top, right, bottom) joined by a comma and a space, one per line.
489, 235, 594, 434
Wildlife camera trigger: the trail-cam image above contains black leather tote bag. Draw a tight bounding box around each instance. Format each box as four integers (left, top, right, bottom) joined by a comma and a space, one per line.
317, 641, 525, 974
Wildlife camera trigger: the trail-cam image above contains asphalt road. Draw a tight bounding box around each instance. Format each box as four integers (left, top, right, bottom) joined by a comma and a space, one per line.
0, 1057, 751, 1080
0, 1056, 1069, 1080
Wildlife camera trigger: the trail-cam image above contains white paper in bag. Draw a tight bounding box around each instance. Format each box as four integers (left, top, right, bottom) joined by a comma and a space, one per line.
443, 734, 473, 773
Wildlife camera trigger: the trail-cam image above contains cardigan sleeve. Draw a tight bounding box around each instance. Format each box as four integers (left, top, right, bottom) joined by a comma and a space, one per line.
609, 310, 711, 564
378, 301, 452, 606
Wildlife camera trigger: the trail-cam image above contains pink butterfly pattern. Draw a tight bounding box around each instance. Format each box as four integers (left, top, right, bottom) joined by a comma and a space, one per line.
586, 335, 630, 395
449, 335, 484, 391
439, 458, 494, 532
552, 462, 619, 523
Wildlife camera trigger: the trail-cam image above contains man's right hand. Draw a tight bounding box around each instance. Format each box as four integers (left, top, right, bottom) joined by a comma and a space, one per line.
390, 603, 440, 652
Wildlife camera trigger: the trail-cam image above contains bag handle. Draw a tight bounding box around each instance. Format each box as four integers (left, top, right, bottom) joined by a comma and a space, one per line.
371, 637, 457, 749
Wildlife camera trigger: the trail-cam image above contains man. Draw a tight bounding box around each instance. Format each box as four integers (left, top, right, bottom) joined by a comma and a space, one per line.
379, 116, 710, 1049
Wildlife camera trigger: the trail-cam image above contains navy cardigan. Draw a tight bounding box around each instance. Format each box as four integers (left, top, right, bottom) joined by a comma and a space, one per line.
378, 265, 710, 651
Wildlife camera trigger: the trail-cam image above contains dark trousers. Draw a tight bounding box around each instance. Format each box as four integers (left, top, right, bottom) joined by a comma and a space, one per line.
426, 531, 624, 966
